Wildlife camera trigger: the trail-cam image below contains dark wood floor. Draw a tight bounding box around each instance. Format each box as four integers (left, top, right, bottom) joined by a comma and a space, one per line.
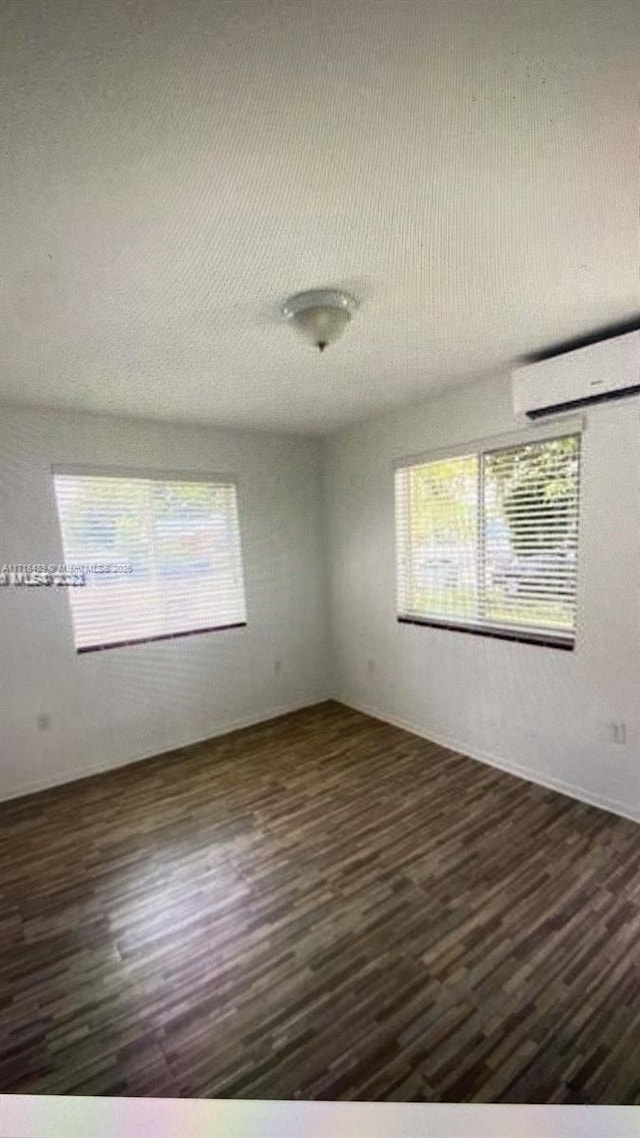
1, 701, 639, 1103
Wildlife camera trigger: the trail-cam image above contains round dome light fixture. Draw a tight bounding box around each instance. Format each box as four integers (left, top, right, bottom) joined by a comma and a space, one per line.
281, 289, 357, 352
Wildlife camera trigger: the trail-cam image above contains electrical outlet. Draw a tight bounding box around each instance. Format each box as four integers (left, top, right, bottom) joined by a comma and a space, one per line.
608, 722, 626, 745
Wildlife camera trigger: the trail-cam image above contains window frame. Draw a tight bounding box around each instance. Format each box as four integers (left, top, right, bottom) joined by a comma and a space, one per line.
394, 420, 583, 651
51, 464, 248, 653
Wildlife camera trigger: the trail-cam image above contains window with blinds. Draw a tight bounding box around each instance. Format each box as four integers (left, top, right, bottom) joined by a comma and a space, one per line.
53, 469, 247, 651
395, 433, 581, 647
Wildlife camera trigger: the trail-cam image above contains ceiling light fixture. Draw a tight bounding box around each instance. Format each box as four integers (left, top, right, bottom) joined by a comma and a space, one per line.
281, 289, 358, 352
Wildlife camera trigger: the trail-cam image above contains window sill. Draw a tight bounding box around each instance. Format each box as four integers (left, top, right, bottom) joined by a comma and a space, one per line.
77, 622, 247, 653
397, 615, 574, 651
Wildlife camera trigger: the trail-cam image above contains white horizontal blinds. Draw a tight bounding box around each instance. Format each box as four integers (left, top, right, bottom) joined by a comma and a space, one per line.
53, 473, 247, 650
395, 432, 581, 642
395, 454, 479, 624
483, 436, 580, 637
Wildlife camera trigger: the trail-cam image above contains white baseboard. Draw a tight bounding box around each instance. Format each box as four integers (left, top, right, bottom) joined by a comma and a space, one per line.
0, 694, 332, 803
6, 692, 637, 827
337, 695, 640, 826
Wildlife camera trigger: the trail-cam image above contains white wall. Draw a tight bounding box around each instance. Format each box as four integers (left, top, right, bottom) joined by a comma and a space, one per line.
0, 406, 330, 800
3, 381, 640, 821
325, 375, 640, 823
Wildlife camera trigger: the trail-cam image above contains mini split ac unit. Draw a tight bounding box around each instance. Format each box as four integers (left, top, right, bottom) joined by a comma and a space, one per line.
512, 330, 640, 419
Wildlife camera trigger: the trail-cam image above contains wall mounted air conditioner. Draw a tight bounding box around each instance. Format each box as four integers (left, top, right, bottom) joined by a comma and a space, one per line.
512, 330, 640, 419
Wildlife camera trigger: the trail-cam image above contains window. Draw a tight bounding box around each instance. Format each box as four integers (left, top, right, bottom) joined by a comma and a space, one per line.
53, 469, 247, 652
395, 432, 581, 648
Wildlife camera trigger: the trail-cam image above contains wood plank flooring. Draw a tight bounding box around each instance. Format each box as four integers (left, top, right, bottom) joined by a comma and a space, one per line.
0, 701, 639, 1103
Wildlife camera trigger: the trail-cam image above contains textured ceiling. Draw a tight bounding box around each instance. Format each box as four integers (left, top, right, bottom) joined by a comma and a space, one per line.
1, 0, 638, 434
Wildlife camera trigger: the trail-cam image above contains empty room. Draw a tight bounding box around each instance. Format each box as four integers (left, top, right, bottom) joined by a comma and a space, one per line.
1, 0, 639, 1121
